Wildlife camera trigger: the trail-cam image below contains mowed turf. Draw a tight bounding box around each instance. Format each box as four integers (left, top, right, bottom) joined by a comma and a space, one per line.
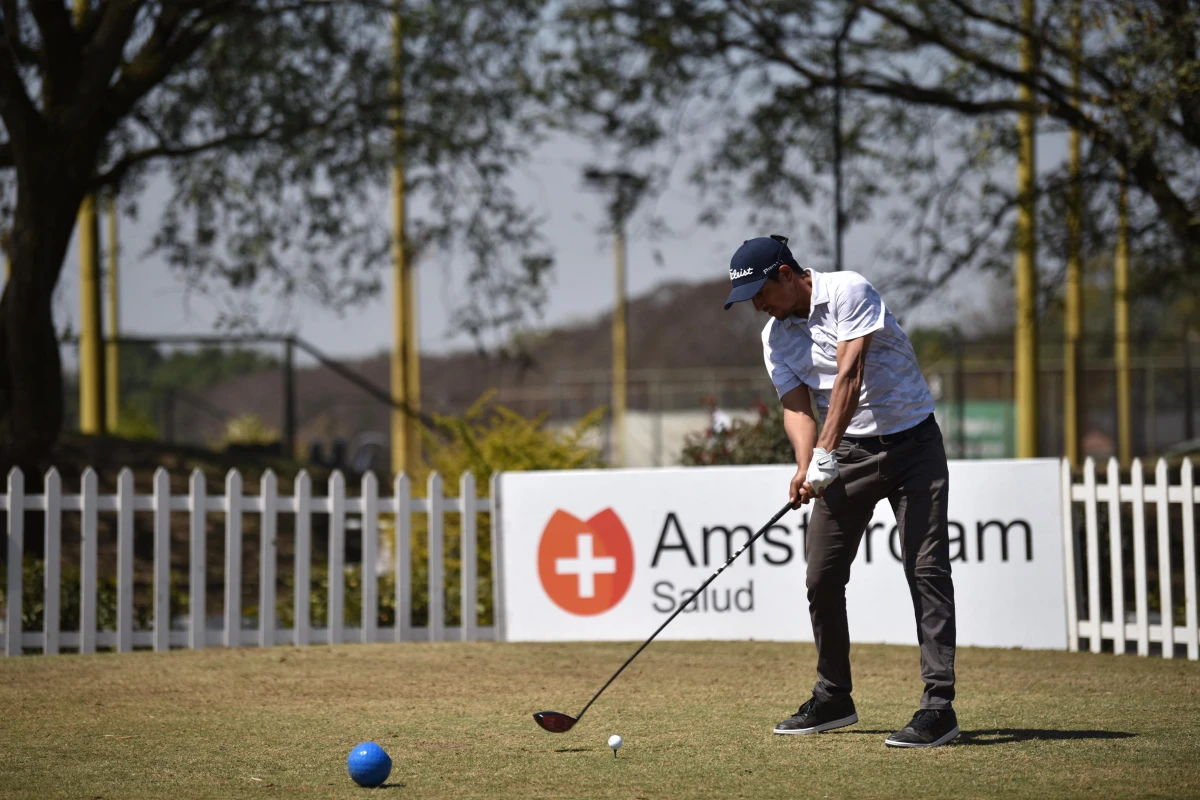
1, 641, 1198, 799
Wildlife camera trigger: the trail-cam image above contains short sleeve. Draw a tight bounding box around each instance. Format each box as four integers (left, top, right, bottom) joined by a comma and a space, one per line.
762, 321, 804, 399
834, 274, 887, 342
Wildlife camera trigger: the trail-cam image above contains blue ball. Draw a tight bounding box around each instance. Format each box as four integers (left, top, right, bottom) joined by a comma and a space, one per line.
347, 741, 392, 788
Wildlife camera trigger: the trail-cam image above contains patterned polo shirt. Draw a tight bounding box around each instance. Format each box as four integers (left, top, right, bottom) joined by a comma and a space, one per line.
761, 269, 935, 436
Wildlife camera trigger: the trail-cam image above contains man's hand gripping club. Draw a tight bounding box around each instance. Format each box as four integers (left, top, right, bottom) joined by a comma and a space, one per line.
789, 446, 840, 506
782, 334, 871, 507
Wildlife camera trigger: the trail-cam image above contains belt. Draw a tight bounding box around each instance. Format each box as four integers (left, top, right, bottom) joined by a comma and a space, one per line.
842, 413, 936, 447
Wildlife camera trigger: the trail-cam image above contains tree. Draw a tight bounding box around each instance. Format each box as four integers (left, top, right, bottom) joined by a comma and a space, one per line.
0, 0, 551, 471
550, 0, 1200, 308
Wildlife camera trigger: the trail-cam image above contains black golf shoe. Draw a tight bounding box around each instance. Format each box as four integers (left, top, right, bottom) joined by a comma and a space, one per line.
773, 694, 858, 735
884, 708, 960, 748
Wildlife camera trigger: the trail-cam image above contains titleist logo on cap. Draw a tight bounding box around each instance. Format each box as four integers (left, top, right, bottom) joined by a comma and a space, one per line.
729, 266, 755, 280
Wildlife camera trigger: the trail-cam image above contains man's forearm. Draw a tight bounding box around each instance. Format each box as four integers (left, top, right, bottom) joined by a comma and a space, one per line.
816, 373, 863, 451
784, 406, 818, 469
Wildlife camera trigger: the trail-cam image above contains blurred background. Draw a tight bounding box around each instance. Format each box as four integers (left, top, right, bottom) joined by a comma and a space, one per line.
1, 0, 1197, 478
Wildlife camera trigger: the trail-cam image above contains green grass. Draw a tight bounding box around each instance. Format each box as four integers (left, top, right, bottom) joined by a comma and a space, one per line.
1, 642, 1198, 799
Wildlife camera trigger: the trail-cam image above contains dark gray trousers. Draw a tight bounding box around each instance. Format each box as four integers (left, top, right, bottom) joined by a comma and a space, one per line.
806, 417, 956, 709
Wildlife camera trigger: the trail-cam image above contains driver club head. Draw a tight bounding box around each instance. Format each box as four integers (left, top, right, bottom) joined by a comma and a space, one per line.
533, 711, 578, 733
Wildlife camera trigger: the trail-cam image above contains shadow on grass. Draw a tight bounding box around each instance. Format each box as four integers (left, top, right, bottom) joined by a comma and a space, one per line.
956, 729, 1137, 746
554, 747, 593, 753
826, 729, 1137, 746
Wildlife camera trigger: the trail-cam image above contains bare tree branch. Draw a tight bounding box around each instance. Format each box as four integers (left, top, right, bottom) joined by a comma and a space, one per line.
1, 0, 41, 65
73, 0, 149, 122
93, 124, 280, 190
100, 4, 231, 130
27, 0, 79, 109
0, 17, 40, 151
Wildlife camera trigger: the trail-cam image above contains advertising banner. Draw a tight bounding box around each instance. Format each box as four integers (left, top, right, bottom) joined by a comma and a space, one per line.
497, 460, 1066, 649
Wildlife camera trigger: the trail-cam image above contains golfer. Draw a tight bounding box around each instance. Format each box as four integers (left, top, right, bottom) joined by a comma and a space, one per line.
724, 235, 959, 749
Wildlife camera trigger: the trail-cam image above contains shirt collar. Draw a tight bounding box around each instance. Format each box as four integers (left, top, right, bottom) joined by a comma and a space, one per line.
782, 269, 828, 329
809, 268, 830, 307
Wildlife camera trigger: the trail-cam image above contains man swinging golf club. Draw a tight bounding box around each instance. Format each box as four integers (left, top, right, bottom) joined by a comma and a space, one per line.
724, 235, 959, 749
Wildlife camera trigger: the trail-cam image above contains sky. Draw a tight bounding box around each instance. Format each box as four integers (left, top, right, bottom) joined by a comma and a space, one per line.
45, 126, 1065, 368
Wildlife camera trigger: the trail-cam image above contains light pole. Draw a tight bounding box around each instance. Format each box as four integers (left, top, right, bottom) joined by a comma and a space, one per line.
1014, 0, 1039, 458
832, 3, 861, 273
583, 167, 649, 468
390, 2, 420, 478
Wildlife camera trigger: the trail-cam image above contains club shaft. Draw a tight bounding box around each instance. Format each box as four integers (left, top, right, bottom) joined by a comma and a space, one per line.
573, 501, 794, 723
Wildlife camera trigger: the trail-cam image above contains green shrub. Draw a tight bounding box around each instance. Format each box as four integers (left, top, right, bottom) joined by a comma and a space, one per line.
112, 406, 160, 441
407, 392, 605, 627
216, 413, 280, 449
0, 557, 188, 636
679, 400, 795, 466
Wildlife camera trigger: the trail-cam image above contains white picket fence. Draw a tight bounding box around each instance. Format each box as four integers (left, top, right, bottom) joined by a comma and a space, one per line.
1063, 457, 1199, 660
7, 458, 1198, 659
0, 468, 497, 656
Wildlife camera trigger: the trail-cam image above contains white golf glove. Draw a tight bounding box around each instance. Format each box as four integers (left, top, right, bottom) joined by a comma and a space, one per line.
806, 447, 840, 492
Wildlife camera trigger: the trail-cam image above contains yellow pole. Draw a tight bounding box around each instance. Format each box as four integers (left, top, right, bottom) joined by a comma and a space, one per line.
405, 246, 420, 473
612, 224, 628, 467
1014, 0, 1039, 458
78, 195, 103, 435
389, 4, 418, 478
1115, 169, 1131, 467
1064, 1, 1083, 468
76, 0, 103, 435
105, 194, 120, 432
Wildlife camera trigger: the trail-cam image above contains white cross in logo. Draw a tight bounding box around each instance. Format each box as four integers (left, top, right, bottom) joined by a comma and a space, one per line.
555, 534, 617, 599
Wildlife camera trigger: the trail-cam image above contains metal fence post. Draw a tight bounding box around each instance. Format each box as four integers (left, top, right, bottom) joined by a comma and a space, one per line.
956, 335, 966, 458
283, 338, 296, 458
1184, 332, 1195, 442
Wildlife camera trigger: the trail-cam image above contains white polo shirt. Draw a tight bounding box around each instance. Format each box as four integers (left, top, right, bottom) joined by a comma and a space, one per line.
762, 269, 935, 436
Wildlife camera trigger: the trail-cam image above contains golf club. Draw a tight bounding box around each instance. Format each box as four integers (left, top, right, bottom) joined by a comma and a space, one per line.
533, 500, 795, 733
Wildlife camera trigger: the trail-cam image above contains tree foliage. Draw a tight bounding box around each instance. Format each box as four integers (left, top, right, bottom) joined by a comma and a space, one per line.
550, 0, 1200, 314
0, 0, 553, 470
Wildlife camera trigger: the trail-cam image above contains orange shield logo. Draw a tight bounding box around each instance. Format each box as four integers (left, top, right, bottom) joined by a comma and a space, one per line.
537, 509, 635, 615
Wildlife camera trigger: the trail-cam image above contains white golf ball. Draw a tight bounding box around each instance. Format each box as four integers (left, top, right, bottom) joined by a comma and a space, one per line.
608, 734, 623, 750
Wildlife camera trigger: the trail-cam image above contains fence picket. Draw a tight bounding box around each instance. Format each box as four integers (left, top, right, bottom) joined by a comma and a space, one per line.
1131, 460, 1149, 655
259, 471, 278, 648
5, 469, 24, 656
80, 469, 98, 654
328, 471, 345, 646
1106, 458, 1126, 655
490, 472, 505, 643
224, 470, 243, 648
461, 473, 477, 643
116, 469, 135, 653
44, 469, 61, 656
395, 474, 412, 643
294, 471, 311, 647
1155, 459, 1174, 658
153, 468, 171, 653
428, 473, 445, 643
1082, 458, 1102, 652
188, 470, 207, 650
361, 473, 378, 644
1181, 458, 1198, 660
1060, 460, 1079, 651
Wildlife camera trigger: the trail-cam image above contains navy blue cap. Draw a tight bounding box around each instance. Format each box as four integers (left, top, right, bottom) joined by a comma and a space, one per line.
723, 235, 797, 309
